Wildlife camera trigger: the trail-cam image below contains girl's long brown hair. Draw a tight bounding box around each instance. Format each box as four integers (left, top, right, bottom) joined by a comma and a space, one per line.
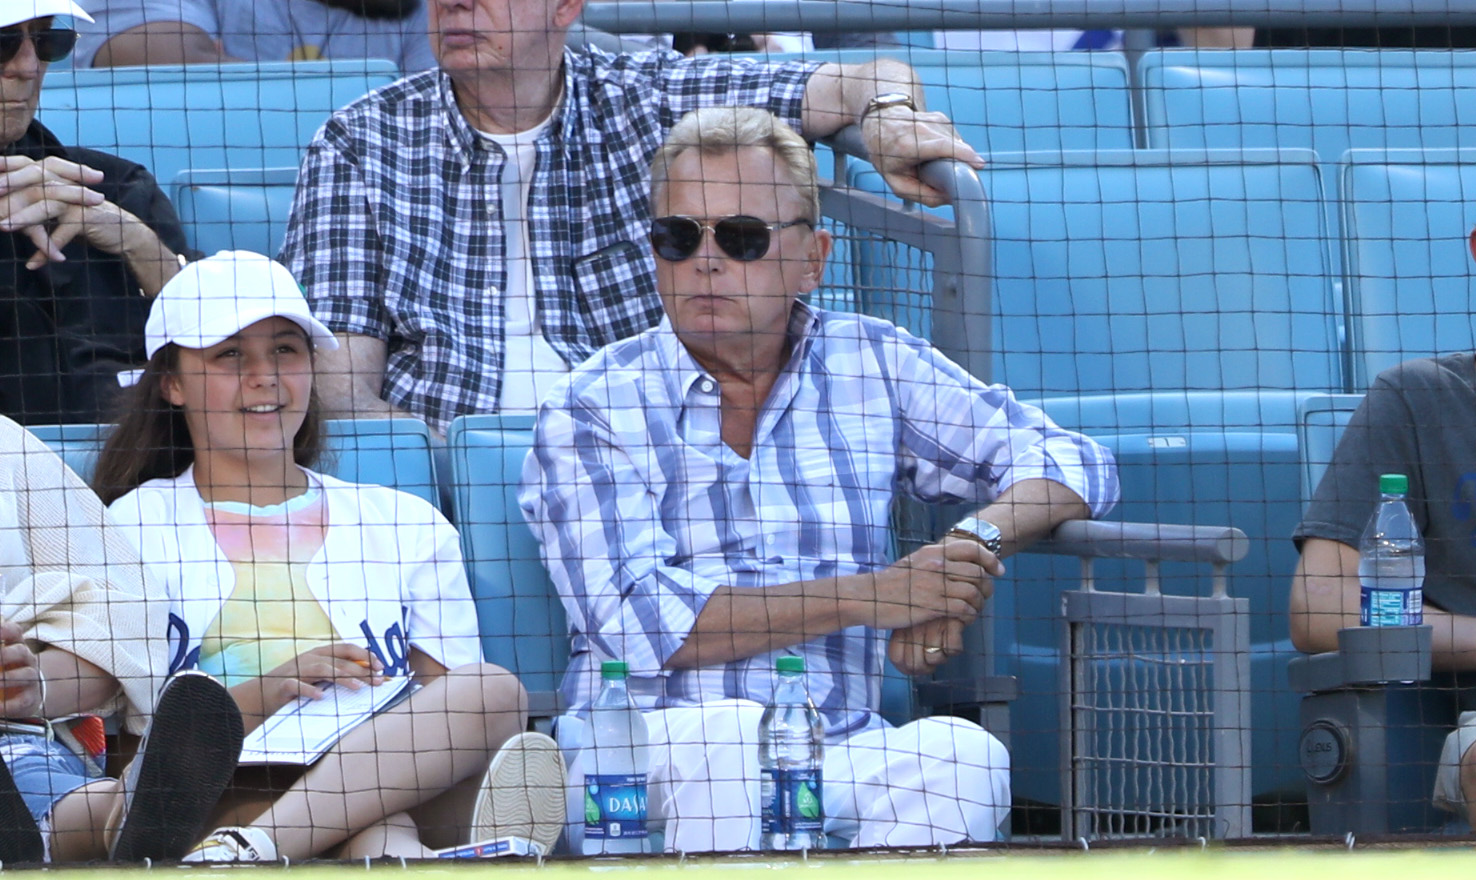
93, 344, 326, 505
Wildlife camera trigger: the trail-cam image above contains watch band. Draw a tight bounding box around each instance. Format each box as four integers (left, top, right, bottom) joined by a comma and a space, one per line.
946, 513, 1003, 556
861, 91, 918, 121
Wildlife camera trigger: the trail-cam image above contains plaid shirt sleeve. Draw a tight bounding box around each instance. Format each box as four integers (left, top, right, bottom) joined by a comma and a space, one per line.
606, 50, 819, 135
520, 379, 727, 680
887, 325, 1122, 519
279, 121, 390, 341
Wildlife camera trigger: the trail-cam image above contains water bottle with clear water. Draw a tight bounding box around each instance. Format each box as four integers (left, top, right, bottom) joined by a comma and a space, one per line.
759, 656, 826, 851
582, 660, 652, 854
1359, 473, 1426, 627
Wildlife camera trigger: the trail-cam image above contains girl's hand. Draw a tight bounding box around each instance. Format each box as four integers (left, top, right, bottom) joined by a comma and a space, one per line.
263, 642, 384, 702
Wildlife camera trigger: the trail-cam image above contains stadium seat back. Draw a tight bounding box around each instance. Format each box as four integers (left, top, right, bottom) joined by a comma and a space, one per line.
173, 167, 300, 256
446, 414, 567, 697
1298, 394, 1365, 504
36, 60, 398, 191
1340, 147, 1476, 389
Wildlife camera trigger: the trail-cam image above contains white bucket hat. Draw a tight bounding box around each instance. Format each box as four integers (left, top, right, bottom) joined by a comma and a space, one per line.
0, 0, 94, 28
119, 251, 338, 386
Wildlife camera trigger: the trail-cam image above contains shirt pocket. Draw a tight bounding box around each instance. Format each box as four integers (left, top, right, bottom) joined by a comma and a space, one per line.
571, 240, 663, 350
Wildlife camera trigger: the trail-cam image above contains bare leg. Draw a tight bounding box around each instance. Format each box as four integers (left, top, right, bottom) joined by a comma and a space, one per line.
48, 779, 122, 861
247, 663, 525, 859
340, 812, 435, 859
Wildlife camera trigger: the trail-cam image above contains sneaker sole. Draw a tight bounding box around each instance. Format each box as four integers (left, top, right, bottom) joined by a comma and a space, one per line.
470, 731, 567, 853
110, 671, 244, 862
0, 752, 42, 863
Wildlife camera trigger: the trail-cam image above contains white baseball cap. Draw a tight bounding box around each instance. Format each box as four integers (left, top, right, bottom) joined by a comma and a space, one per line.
0, 0, 94, 28
119, 251, 338, 386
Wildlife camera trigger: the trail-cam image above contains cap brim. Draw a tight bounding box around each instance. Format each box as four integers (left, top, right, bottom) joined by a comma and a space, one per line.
0, 1, 94, 28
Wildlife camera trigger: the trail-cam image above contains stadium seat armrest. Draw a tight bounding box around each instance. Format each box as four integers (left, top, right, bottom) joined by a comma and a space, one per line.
1288, 625, 1433, 693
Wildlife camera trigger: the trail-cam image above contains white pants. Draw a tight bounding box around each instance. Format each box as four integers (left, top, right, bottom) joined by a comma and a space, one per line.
557, 699, 1011, 853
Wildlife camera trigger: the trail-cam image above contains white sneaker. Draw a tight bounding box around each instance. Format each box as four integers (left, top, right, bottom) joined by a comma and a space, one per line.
469, 732, 567, 854
182, 826, 277, 863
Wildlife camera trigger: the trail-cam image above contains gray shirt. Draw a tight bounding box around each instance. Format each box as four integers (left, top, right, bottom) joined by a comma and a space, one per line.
1294, 352, 1476, 616
75, 0, 435, 71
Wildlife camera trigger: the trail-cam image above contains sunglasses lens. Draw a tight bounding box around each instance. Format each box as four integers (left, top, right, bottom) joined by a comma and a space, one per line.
34, 29, 76, 63
713, 216, 772, 261
651, 217, 704, 262
0, 32, 22, 65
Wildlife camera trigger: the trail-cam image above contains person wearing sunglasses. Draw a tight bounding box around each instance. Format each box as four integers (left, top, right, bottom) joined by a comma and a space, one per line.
521, 106, 1120, 853
0, 0, 195, 426
280, 0, 984, 438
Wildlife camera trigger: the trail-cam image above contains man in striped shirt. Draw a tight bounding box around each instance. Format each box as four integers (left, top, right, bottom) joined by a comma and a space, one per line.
521, 106, 1120, 853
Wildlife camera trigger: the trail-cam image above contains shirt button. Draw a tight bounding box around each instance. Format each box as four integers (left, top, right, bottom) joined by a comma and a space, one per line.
698, 378, 716, 394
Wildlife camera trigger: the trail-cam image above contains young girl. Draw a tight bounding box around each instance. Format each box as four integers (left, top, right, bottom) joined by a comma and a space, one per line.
94, 251, 566, 861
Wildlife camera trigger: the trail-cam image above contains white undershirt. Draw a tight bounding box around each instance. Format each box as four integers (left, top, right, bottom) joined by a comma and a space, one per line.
478, 102, 569, 414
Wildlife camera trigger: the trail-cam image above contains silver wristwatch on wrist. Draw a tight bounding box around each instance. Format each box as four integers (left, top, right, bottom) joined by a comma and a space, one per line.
945, 513, 1003, 556
861, 91, 917, 122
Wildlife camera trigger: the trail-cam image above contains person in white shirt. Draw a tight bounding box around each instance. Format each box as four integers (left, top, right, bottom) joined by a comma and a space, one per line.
95, 250, 566, 862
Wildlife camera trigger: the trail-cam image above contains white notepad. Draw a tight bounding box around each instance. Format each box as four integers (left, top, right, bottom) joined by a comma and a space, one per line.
238, 677, 414, 765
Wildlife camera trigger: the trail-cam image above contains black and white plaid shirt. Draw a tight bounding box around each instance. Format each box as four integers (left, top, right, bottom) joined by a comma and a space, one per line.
280, 47, 819, 432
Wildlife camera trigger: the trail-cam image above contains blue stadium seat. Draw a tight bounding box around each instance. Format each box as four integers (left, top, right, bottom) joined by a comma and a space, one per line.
36, 60, 398, 193
1139, 48, 1476, 272
1339, 147, 1476, 390
25, 422, 108, 483
870, 148, 1338, 808
784, 48, 1135, 155
27, 418, 438, 509
321, 418, 440, 510
1140, 50, 1476, 159
446, 414, 567, 707
173, 167, 299, 256
1298, 394, 1364, 504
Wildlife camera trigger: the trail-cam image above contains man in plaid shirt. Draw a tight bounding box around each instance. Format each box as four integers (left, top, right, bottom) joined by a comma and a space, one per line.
280, 0, 983, 434
520, 107, 1119, 852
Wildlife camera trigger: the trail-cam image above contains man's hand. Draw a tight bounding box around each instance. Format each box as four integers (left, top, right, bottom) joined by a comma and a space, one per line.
0, 155, 182, 293
0, 155, 113, 268
860, 106, 985, 208
262, 642, 385, 703
0, 619, 42, 719
858, 536, 1002, 631
888, 617, 967, 676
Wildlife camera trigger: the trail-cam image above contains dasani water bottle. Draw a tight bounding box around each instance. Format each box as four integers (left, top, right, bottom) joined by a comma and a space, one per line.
1359, 473, 1426, 627
759, 656, 826, 850
582, 660, 652, 854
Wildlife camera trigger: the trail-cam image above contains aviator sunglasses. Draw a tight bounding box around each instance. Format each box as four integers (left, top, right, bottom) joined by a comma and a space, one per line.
0, 26, 78, 65
650, 215, 813, 263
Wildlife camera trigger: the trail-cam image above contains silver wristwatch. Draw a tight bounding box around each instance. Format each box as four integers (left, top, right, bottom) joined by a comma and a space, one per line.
945, 514, 1003, 556
861, 91, 918, 121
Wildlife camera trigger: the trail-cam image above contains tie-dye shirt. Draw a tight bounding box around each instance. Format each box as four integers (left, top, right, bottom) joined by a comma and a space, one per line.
195, 481, 333, 689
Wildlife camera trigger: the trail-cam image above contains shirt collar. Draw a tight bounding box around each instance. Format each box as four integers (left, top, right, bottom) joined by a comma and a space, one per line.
438, 52, 576, 161
655, 300, 823, 402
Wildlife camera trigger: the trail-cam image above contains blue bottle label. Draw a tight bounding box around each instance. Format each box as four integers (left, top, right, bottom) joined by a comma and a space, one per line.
584, 773, 648, 840
1360, 586, 1423, 627
761, 768, 823, 834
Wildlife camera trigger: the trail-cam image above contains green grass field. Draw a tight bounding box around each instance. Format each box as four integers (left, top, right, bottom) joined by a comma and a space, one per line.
30, 850, 1476, 879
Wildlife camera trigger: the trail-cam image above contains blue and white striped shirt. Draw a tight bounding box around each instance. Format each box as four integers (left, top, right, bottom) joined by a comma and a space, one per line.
520, 305, 1119, 734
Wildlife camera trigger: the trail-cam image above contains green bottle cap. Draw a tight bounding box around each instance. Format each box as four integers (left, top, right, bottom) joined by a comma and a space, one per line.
1379, 473, 1409, 495
601, 660, 629, 679
776, 656, 805, 673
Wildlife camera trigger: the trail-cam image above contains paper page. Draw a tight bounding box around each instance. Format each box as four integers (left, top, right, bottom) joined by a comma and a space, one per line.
238, 677, 413, 765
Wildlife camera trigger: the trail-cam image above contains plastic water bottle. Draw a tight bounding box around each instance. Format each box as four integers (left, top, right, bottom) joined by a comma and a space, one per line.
582, 660, 651, 854
1359, 473, 1426, 627
759, 656, 826, 851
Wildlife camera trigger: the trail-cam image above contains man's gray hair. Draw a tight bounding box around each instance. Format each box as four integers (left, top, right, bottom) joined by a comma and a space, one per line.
650, 107, 819, 222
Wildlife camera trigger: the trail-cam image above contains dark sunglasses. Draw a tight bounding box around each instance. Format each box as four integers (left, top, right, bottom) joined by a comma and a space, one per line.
650, 215, 813, 263
0, 27, 78, 65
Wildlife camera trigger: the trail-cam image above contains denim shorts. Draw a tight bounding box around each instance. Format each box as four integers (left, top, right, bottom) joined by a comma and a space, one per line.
0, 734, 95, 823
